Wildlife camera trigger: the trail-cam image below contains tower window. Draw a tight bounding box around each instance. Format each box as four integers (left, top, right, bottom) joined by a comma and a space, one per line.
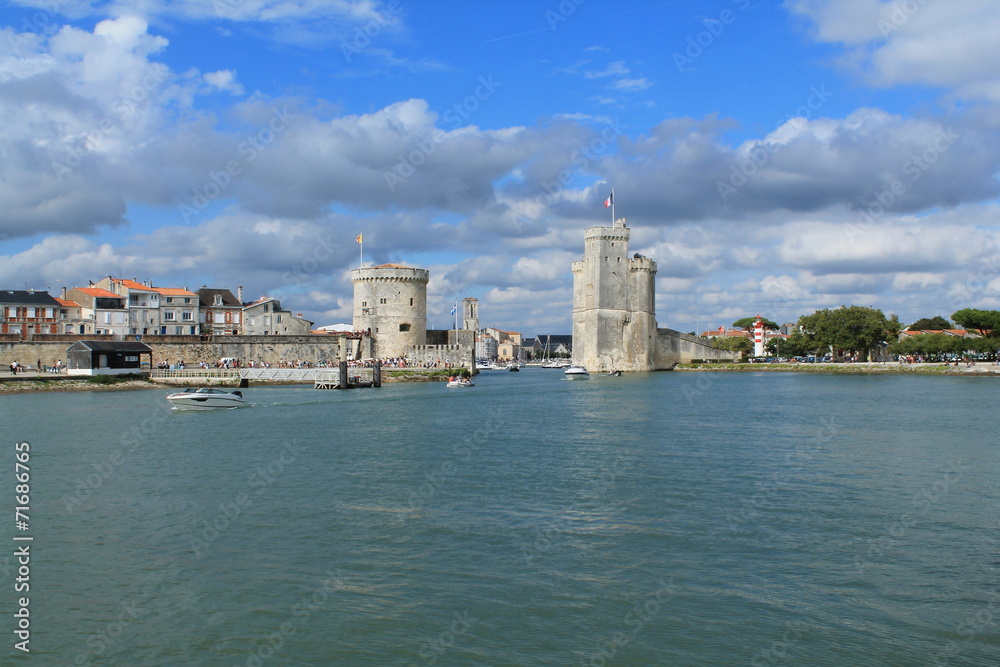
410, 298, 413, 306
399, 323, 411, 332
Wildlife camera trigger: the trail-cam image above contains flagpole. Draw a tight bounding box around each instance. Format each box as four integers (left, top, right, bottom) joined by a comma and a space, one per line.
359, 237, 363, 268
611, 188, 615, 224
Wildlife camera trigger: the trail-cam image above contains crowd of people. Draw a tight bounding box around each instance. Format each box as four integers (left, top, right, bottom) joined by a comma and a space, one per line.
7, 360, 64, 374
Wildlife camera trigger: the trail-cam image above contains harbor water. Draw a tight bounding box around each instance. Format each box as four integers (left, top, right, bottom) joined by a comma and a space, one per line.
1, 369, 998, 665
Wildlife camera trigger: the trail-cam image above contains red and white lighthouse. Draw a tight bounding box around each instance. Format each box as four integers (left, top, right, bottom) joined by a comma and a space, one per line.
753, 314, 765, 358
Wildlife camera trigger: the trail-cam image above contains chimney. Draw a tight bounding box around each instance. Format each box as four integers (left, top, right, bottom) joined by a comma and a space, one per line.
238, 285, 244, 304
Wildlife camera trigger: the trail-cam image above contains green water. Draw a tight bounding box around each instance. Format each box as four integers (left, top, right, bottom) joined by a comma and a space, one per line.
1, 369, 998, 665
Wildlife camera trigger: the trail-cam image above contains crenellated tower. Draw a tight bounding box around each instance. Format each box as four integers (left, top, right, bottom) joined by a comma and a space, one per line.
571, 218, 657, 372
351, 264, 429, 358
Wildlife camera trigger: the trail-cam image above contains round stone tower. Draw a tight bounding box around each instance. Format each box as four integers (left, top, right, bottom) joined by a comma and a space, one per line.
351, 264, 429, 358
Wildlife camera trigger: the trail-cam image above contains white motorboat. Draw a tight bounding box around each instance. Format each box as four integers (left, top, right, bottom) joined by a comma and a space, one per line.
167, 387, 246, 409
446, 377, 475, 388
564, 365, 590, 378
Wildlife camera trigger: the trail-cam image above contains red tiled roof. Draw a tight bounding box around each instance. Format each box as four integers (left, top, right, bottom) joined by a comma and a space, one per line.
54, 298, 81, 308
152, 287, 198, 297
76, 287, 122, 298
113, 278, 156, 291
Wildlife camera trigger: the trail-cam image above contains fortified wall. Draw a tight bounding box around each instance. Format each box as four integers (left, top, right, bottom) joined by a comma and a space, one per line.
0, 334, 345, 369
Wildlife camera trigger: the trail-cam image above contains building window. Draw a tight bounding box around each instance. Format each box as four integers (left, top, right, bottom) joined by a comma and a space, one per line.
410, 298, 414, 306
379, 298, 387, 304
399, 323, 411, 332
214, 295, 223, 306
182, 311, 193, 321
164, 312, 175, 321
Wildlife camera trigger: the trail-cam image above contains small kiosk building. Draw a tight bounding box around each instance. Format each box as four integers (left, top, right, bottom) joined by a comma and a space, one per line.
66, 341, 153, 376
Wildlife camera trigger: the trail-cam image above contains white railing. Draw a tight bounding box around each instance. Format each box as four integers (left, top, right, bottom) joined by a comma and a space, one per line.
149, 369, 241, 379
150, 367, 375, 382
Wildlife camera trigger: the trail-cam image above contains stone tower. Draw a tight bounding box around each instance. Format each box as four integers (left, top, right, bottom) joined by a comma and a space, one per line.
463, 297, 479, 333
571, 218, 657, 372
352, 264, 429, 358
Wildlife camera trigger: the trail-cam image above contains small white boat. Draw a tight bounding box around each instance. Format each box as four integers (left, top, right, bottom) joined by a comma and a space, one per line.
167, 387, 246, 409
446, 377, 475, 388
564, 365, 590, 378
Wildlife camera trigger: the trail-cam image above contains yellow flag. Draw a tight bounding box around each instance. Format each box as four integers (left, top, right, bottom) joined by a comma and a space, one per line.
356, 234, 363, 243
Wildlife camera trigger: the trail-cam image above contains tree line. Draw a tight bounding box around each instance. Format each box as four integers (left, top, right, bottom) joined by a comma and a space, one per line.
709, 307, 1000, 361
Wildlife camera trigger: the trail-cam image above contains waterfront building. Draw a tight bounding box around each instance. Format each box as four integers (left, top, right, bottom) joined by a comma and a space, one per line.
0, 290, 61, 337
63, 286, 129, 337
242, 296, 313, 336
55, 297, 84, 334
95, 277, 162, 335
198, 288, 244, 335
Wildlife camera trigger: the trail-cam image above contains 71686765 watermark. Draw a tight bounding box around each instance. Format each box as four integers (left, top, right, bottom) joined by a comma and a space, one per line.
13, 440, 33, 653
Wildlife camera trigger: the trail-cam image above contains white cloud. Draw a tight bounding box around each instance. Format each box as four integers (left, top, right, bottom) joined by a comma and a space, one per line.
203, 69, 244, 96
788, 0, 1000, 100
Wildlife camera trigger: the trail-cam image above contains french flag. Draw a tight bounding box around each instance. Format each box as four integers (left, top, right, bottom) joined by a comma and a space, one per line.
604, 192, 613, 208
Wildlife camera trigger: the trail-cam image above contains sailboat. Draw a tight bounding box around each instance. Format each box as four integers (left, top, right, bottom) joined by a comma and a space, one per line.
541, 335, 562, 368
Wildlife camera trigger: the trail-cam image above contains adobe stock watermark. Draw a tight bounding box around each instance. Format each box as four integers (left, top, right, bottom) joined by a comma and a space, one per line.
282, 226, 344, 288
932, 589, 1000, 667
384, 74, 501, 192
750, 620, 812, 666
577, 578, 676, 667
844, 126, 960, 244
878, 0, 929, 37
179, 106, 296, 223
851, 457, 965, 574
61, 402, 173, 513
717, 84, 834, 202
71, 596, 146, 666
51, 64, 169, 183
950, 238, 1000, 302
6, 0, 73, 55
235, 569, 346, 667
339, 0, 403, 62
673, 0, 751, 73
545, 0, 587, 31
188, 440, 303, 558
397, 611, 479, 666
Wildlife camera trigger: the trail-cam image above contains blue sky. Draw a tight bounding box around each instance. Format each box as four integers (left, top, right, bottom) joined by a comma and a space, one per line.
2, 0, 1000, 334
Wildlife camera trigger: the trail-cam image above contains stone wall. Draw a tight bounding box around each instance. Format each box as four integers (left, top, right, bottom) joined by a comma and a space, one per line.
655, 329, 739, 369
0, 335, 344, 370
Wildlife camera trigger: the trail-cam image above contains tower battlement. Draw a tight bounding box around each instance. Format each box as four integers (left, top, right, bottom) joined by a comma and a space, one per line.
572, 218, 657, 372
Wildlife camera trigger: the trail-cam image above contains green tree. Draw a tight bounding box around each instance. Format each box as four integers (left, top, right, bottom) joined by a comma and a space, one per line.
798, 305, 895, 361
766, 331, 822, 357
732, 316, 780, 332
951, 309, 1000, 337
907, 315, 951, 331
712, 336, 753, 358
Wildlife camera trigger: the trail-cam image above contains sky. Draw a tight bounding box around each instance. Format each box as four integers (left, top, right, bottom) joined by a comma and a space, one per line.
2, 0, 1000, 335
